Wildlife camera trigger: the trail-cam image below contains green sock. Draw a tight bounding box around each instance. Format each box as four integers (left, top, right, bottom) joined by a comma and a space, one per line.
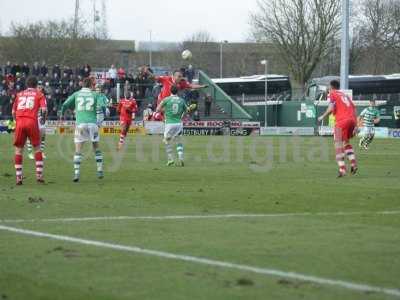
95, 150, 103, 173
177, 143, 184, 161
74, 153, 82, 177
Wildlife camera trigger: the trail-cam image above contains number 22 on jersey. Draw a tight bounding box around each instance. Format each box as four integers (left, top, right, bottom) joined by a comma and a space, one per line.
77, 97, 95, 111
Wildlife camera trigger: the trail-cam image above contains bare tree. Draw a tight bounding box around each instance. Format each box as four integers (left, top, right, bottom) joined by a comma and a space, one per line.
357, 0, 400, 73
0, 19, 112, 67
182, 30, 218, 74
184, 30, 216, 43
251, 0, 340, 87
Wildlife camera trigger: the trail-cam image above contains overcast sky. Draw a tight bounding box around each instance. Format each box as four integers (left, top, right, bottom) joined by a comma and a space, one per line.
0, 0, 259, 42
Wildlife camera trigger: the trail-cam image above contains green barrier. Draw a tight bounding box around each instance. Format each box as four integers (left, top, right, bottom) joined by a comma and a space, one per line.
198, 71, 252, 120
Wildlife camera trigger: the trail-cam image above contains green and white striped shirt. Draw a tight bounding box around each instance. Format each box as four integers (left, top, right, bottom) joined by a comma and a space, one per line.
360, 107, 380, 127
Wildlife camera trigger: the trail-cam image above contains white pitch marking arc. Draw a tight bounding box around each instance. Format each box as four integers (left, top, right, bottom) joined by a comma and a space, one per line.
1, 210, 400, 224
0, 225, 399, 298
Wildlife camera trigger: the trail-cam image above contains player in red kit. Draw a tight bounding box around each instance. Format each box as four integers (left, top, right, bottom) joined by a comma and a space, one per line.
12, 76, 47, 185
117, 94, 138, 150
143, 67, 207, 119
318, 80, 358, 177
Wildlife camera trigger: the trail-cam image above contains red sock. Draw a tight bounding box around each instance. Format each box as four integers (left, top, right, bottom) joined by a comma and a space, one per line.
119, 129, 127, 145
344, 145, 357, 167
34, 151, 44, 179
15, 154, 23, 181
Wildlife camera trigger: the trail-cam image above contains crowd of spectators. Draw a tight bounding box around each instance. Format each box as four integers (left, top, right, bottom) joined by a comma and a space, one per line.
0, 61, 209, 121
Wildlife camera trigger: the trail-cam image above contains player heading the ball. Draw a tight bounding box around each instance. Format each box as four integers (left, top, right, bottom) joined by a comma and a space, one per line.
142, 66, 207, 121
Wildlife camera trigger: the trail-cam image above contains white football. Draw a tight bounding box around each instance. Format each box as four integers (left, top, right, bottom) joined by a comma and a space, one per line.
182, 49, 193, 60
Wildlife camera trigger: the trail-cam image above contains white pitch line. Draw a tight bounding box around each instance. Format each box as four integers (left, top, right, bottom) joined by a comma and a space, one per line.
0, 225, 399, 298
1, 210, 400, 224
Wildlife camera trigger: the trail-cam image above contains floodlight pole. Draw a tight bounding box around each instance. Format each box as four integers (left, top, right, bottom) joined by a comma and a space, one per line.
219, 40, 228, 79
220, 42, 223, 78
340, 0, 350, 90
261, 60, 268, 127
149, 30, 153, 68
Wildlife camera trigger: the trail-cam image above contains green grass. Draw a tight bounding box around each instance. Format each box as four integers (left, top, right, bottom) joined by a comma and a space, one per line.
0, 134, 399, 300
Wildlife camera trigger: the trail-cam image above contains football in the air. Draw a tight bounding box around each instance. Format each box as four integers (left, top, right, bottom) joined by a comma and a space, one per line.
182, 49, 193, 60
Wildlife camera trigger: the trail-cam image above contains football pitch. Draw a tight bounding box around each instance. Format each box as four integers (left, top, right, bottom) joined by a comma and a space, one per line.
0, 134, 399, 300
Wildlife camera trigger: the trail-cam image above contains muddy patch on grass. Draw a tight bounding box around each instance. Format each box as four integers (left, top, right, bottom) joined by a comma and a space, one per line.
28, 197, 45, 204
47, 246, 80, 258
236, 278, 254, 286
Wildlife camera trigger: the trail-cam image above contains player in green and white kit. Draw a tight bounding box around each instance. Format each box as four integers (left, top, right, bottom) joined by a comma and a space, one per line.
156, 85, 196, 167
358, 100, 380, 150
60, 78, 107, 182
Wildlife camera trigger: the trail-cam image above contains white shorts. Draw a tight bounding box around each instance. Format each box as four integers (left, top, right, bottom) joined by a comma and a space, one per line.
74, 123, 100, 144
364, 127, 375, 135
164, 123, 183, 141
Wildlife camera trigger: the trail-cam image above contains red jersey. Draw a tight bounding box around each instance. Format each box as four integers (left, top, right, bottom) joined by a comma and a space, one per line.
12, 88, 47, 121
118, 98, 138, 121
328, 90, 356, 123
157, 76, 191, 103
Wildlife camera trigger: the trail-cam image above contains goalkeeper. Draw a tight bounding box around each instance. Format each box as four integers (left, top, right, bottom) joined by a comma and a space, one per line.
156, 85, 196, 167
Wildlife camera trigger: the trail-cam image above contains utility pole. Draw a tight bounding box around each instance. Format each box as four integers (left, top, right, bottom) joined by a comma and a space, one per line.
93, 0, 97, 38
149, 30, 153, 68
100, 0, 108, 39
73, 0, 80, 38
340, 0, 350, 90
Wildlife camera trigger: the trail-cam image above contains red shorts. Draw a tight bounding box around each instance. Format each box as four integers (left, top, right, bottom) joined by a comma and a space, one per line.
120, 119, 132, 127
334, 118, 356, 142
14, 118, 40, 148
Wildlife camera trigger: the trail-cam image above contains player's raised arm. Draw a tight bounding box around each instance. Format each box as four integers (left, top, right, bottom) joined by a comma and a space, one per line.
189, 83, 208, 90
318, 103, 334, 122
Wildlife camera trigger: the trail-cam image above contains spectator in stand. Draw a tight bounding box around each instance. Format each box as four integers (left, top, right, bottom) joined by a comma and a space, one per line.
136, 67, 149, 99
21, 62, 30, 76
61, 72, 70, 89
64, 66, 73, 78
52, 64, 61, 77
193, 109, 200, 121
108, 64, 117, 87
4, 62, 12, 75
0, 66, 2, 76
11, 63, 21, 76
40, 62, 48, 77
0, 79, 5, 93
32, 62, 41, 76
44, 81, 52, 97
7, 81, 17, 112
186, 65, 195, 83
15, 75, 26, 91
143, 103, 154, 121
204, 94, 212, 117
50, 73, 60, 88
117, 67, 126, 81
83, 64, 91, 77
0, 89, 13, 117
